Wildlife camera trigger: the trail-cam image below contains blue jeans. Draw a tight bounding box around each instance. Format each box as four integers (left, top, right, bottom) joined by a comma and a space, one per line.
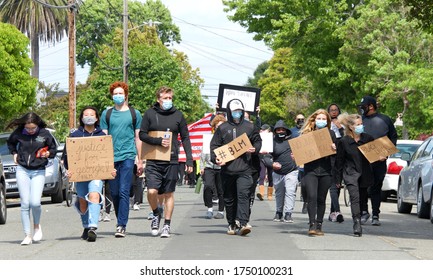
75, 180, 103, 228
16, 166, 45, 236
109, 159, 134, 227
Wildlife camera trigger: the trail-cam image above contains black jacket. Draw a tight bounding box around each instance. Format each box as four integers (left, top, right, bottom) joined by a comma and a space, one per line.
139, 102, 193, 166
210, 99, 262, 175
334, 133, 375, 188
303, 129, 337, 176
7, 127, 57, 170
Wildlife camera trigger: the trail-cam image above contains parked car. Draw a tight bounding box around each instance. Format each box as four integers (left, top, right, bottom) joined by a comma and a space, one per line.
0, 131, 68, 204
0, 155, 7, 224
397, 136, 433, 222
381, 140, 423, 201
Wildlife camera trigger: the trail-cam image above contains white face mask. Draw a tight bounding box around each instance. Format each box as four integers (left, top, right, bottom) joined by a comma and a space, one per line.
82, 116, 97, 126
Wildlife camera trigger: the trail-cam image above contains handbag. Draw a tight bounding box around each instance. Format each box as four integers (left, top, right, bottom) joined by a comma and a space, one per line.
195, 177, 203, 194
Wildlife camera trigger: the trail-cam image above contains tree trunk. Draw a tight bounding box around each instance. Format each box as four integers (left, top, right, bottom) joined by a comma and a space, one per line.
31, 34, 39, 80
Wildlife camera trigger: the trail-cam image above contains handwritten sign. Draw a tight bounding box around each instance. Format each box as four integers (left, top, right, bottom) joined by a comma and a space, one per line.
259, 132, 273, 153
202, 134, 213, 154
217, 84, 260, 114
358, 136, 399, 163
141, 131, 172, 161
288, 129, 336, 166
213, 133, 253, 164
66, 136, 114, 182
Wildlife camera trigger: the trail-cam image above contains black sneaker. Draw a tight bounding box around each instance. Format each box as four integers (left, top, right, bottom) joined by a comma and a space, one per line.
151, 214, 161, 236
371, 216, 381, 226
273, 212, 282, 222
360, 211, 370, 225
87, 227, 97, 242
114, 226, 126, 238
283, 212, 294, 223
81, 228, 89, 240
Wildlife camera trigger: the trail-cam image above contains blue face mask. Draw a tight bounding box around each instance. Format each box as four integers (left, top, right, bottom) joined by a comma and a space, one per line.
232, 111, 242, 119
315, 120, 327, 129
162, 100, 173, 110
113, 94, 125, 105
354, 124, 364, 135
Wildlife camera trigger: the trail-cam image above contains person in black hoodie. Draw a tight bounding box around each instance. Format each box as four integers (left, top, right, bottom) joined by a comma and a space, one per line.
210, 99, 262, 236
262, 120, 299, 223
62, 106, 116, 242
139, 86, 194, 238
6, 112, 57, 245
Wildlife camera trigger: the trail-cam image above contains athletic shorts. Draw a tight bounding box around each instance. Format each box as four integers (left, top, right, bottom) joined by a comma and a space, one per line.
145, 162, 178, 194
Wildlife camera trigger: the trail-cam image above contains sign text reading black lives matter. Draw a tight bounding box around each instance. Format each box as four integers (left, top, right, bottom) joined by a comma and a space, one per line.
213, 133, 253, 164
65, 136, 115, 182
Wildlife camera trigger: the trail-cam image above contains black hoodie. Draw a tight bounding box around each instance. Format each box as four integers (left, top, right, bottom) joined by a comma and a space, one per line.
139, 102, 193, 166
210, 99, 262, 175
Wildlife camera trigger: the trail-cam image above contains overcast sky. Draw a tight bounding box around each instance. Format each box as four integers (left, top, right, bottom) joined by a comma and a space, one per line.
38, 0, 273, 106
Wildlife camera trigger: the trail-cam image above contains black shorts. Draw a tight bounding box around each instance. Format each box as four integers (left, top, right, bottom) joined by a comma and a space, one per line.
145, 162, 178, 194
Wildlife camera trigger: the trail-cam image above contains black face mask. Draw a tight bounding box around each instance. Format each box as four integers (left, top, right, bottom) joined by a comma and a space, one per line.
359, 105, 370, 116
296, 120, 304, 128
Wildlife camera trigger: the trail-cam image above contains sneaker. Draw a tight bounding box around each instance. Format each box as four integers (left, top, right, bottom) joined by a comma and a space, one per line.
328, 212, 337, 222
273, 212, 283, 222
81, 228, 89, 240
283, 212, 294, 223
21, 236, 32, 245
151, 214, 161, 236
32, 225, 43, 242
98, 211, 103, 222
245, 223, 252, 230
371, 216, 381, 226
133, 203, 140, 211
360, 211, 370, 225
308, 223, 316, 236
87, 227, 97, 242
205, 210, 213, 219
336, 212, 344, 223
214, 212, 224, 219
147, 212, 154, 220
114, 226, 126, 238
302, 202, 308, 214
227, 224, 236, 235
239, 225, 251, 236
103, 213, 111, 222
160, 224, 171, 238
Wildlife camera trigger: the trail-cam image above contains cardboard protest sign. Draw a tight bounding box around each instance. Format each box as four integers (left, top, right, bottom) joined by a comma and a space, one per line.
141, 131, 172, 161
66, 136, 114, 182
358, 136, 398, 163
259, 132, 273, 153
202, 134, 213, 154
213, 133, 253, 164
288, 129, 336, 166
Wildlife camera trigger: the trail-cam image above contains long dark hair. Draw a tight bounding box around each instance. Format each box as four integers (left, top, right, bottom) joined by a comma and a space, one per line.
6, 112, 47, 130
78, 106, 100, 127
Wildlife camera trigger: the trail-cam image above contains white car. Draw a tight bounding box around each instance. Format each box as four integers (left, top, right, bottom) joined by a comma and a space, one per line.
381, 139, 423, 201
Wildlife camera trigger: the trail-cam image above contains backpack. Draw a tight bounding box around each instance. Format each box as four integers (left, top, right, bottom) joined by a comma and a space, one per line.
105, 106, 137, 132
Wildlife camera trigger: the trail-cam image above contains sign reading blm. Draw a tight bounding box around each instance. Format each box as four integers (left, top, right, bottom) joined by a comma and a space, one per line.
66, 136, 115, 182
288, 129, 336, 166
213, 133, 253, 164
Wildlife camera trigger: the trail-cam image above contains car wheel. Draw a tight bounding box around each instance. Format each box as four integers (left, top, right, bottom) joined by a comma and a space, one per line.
51, 170, 64, 203
417, 184, 430, 219
397, 183, 412, 214
0, 182, 7, 224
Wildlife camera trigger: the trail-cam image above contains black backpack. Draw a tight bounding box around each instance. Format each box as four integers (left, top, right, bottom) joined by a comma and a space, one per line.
105, 106, 137, 132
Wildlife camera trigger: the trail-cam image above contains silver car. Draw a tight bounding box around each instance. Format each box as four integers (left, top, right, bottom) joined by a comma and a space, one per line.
397, 136, 433, 222
0, 132, 68, 204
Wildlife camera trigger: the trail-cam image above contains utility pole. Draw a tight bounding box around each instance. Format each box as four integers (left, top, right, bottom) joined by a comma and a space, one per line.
123, 0, 128, 83
68, 0, 76, 129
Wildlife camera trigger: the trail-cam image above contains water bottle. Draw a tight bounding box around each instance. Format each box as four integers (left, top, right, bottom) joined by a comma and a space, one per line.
164, 128, 170, 139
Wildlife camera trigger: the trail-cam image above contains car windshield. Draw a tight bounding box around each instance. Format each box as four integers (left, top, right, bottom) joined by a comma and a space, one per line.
0, 136, 10, 156
390, 143, 421, 158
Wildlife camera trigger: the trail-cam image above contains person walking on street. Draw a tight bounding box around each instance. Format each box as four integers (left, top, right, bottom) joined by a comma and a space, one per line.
139, 86, 194, 238
62, 106, 117, 242
6, 112, 57, 245
210, 99, 262, 236
100, 81, 143, 238
300, 109, 337, 236
333, 113, 376, 237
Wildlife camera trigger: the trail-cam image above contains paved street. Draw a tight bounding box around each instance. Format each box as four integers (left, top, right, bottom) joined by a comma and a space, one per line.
1, 185, 433, 261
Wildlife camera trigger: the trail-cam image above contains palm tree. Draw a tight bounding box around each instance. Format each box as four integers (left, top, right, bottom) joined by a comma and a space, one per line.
0, 0, 70, 79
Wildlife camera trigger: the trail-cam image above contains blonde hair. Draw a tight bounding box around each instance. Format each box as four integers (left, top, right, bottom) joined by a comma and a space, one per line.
300, 109, 331, 135
338, 113, 362, 139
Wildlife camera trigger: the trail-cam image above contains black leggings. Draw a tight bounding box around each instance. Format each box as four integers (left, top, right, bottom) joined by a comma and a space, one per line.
303, 173, 331, 224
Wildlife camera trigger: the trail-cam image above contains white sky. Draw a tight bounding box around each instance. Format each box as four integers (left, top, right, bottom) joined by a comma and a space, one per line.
38, 0, 273, 106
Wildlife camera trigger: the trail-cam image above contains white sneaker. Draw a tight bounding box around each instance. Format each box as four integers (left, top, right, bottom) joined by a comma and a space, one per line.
103, 213, 111, 222
160, 224, 171, 238
21, 236, 32, 245
133, 203, 140, 211
33, 226, 43, 242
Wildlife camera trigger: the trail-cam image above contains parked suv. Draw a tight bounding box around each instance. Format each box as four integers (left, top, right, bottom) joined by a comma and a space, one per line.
0, 155, 6, 224
0, 131, 68, 204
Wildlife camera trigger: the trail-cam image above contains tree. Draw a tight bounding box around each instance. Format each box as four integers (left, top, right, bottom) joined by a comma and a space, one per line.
0, 22, 38, 127
0, 0, 70, 80
245, 61, 269, 88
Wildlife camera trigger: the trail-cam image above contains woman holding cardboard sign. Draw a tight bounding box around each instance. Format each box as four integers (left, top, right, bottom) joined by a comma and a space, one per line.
63, 106, 116, 242
300, 109, 337, 236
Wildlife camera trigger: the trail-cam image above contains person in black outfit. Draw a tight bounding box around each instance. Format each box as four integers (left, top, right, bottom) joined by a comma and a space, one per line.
210, 99, 262, 236
357, 96, 398, 226
334, 113, 375, 237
